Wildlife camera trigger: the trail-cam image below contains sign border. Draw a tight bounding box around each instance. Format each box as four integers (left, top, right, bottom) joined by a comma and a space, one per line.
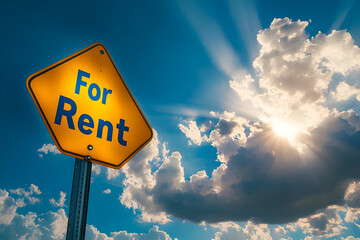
27, 43, 153, 169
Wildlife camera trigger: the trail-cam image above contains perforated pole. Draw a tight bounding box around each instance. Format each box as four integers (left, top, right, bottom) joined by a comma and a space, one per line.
66, 158, 92, 240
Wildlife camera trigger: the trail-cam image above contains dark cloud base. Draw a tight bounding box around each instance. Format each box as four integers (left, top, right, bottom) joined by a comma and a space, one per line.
152, 116, 360, 224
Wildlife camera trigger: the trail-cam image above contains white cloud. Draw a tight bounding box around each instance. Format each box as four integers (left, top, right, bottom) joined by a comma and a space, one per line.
1, 185, 177, 240
0, 185, 69, 239
15, 198, 25, 208
0, 189, 20, 225
27, 196, 41, 205
86, 225, 175, 240
106, 168, 120, 180
37, 143, 60, 156
344, 181, 360, 227
92, 164, 101, 175
0, 211, 43, 239
208, 112, 249, 162
209, 221, 240, 232
0, 190, 68, 239
181, 112, 250, 162
112, 225, 173, 240
253, 18, 330, 102
331, 81, 360, 101
48, 208, 67, 240
285, 224, 297, 232
230, 18, 335, 139
344, 207, 360, 227
337, 110, 360, 131
293, 205, 347, 238
29, 184, 41, 195
10, 184, 41, 197
310, 30, 360, 75
49, 191, 66, 207
228, 18, 360, 147
211, 221, 272, 240
200, 120, 213, 132
9, 184, 42, 205
86, 225, 112, 240
342, 237, 360, 240
103, 189, 111, 194
345, 181, 360, 207
274, 226, 287, 235
178, 120, 208, 145
120, 130, 171, 224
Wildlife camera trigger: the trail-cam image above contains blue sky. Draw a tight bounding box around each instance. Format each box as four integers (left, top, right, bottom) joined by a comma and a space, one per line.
1, 0, 360, 239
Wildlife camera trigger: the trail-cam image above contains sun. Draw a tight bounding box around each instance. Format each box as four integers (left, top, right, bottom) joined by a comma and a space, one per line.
272, 120, 299, 143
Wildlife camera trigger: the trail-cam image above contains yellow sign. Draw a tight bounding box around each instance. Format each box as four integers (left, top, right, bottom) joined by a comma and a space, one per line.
27, 43, 153, 169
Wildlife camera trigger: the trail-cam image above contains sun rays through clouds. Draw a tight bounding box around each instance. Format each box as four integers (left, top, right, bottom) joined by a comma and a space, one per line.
113, 15, 360, 240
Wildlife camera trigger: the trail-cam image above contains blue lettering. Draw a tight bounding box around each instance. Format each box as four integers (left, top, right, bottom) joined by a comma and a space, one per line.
97, 119, 113, 141
88, 83, 101, 101
54, 95, 77, 130
78, 114, 94, 135
74, 69, 112, 105
75, 70, 90, 94
116, 119, 129, 146
102, 88, 112, 104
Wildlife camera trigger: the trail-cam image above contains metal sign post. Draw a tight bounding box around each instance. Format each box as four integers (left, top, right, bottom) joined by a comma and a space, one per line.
66, 158, 92, 240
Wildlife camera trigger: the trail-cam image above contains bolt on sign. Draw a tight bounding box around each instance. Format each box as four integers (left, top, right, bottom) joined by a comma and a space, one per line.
27, 43, 153, 169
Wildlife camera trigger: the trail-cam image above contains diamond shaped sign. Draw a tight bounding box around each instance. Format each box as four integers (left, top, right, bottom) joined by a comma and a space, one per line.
27, 43, 153, 169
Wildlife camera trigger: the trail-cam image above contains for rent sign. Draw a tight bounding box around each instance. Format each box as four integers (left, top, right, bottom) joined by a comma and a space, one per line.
27, 43, 153, 169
